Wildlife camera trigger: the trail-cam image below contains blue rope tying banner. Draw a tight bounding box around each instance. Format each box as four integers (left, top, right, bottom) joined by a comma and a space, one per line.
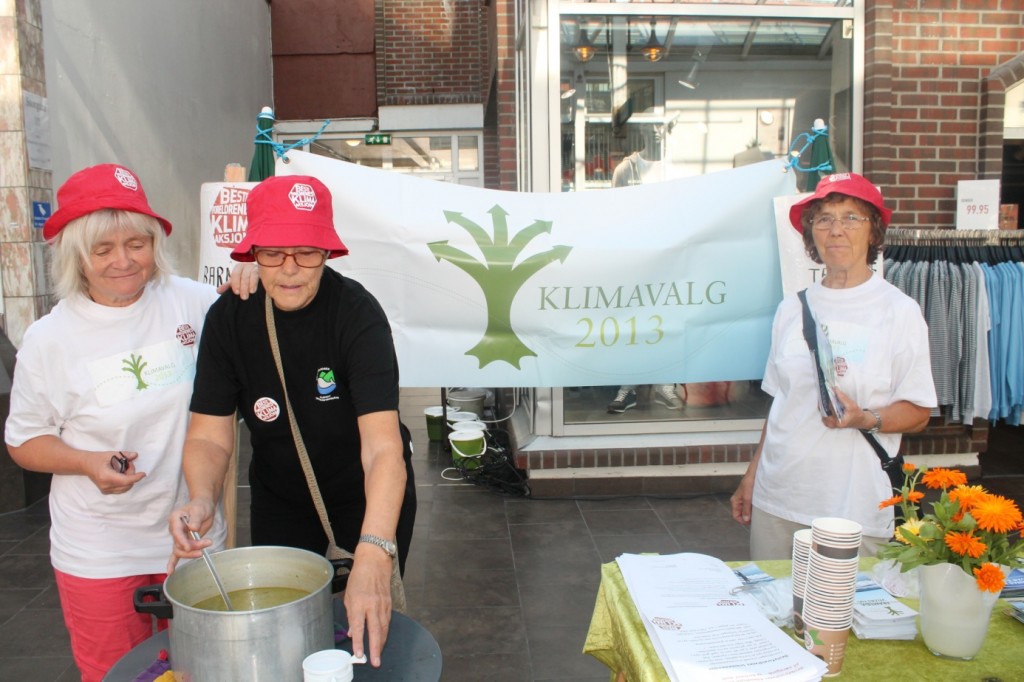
254, 118, 332, 162
784, 125, 834, 174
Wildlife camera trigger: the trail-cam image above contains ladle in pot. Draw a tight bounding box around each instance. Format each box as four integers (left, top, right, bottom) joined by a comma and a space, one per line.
180, 515, 234, 611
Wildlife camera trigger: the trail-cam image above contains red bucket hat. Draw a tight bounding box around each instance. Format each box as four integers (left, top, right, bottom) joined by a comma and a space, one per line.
231, 175, 348, 262
43, 164, 172, 241
789, 172, 892, 233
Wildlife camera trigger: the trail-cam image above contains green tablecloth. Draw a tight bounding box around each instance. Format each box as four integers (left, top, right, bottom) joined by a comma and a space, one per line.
583, 558, 1022, 682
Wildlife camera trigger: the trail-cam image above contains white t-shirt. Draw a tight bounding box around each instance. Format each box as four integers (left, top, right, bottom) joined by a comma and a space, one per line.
5, 276, 225, 578
755, 273, 937, 538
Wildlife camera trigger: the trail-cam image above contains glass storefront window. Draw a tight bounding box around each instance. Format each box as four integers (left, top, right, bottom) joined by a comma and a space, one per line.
556, 10, 854, 430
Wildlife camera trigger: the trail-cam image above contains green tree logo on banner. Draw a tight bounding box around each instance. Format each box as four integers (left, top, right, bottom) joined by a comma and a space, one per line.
428, 205, 572, 368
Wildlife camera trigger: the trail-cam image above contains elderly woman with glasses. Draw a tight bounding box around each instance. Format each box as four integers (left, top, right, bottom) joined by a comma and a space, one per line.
169, 175, 416, 669
730, 172, 937, 560
3, 164, 256, 681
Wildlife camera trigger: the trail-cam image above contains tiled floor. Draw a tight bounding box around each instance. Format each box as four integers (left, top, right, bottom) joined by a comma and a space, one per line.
1, 392, 1023, 681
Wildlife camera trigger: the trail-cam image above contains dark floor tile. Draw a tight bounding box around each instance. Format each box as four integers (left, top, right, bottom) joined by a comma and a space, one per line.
420, 568, 520, 609
527, 625, 611, 681
9, 525, 50, 555
519, 580, 598, 630
509, 518, 588, 544
425, 537, 513, 575
0, 656, 75, 682
0, 541, 16, 557
413, 606, 525, 658
576, 496, 652, 511
513, 548, 603, 586
0, 554, 54, 590
503, 498, 581, 525
509, 529, 594, 557
582, 508, 667, 537
0, 588, 44, 625
440, 652, 532, 682
664, 516, 750, 548
701, 544, 753, 562
0, 514, 49, 543
0, 608, 71, 657
591, 533, 681, 563
648, 492, 732, 520
28, 584, 62, 610
428, 508, 509, 540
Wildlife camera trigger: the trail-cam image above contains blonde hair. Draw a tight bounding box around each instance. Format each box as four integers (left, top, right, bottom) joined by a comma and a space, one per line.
50, 209, 175, 300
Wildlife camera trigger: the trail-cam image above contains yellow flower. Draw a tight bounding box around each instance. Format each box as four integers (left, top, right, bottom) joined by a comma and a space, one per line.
971, 494, 1024, 534
973, 563, 1006, 593
945, 531, 986, 559
895, 518, 925, 544
921, 468, 967, 490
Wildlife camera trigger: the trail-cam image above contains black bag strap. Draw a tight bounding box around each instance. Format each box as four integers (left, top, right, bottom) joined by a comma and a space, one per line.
796, 289, 903, 490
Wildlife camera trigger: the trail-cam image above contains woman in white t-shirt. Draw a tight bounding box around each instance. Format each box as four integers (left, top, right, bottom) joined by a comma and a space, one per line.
729, 172, 937, 559
3, 164, 254, 682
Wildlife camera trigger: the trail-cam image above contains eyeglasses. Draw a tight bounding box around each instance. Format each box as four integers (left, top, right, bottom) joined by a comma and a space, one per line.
812, 214, 871, 231
252, 249, 327, 268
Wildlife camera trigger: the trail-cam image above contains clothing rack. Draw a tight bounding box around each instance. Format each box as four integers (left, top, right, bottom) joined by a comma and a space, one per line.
886, 228, 1024, 245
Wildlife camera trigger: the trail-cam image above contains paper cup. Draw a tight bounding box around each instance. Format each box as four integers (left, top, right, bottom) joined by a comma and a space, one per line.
803, 625, 851, 677
302, 649, 366, 682
452, 420, 487, 433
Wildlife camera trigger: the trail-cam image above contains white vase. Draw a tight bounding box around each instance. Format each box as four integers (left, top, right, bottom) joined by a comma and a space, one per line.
917, 563, 1003, 660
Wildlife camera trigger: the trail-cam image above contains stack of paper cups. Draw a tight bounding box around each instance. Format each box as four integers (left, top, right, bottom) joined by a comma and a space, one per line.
791, 528, 813, 638
802, 517, 862, 677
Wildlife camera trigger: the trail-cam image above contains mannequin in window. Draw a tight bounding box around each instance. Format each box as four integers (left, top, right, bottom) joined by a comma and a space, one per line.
606, 127, 683, 413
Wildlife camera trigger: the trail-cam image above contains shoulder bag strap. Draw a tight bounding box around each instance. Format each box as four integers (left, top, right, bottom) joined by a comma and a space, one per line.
796, 290, 902, 489
265, 295, 407, 610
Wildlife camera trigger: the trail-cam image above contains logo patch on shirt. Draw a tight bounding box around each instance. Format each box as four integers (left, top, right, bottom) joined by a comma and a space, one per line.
254, 397, 280, 422
316, 367, 338, 402
176, 324, 197, 347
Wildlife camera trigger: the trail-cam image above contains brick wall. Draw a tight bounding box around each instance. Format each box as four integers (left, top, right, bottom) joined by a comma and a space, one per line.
375, 0, 486, 107
865, 0, 1024, 230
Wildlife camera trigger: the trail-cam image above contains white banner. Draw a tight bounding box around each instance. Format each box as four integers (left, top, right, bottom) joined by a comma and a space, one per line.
199, 151, 798, 387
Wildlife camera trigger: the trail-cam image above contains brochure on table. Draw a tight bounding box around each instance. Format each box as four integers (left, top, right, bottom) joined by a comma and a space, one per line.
616, 553, 828, 682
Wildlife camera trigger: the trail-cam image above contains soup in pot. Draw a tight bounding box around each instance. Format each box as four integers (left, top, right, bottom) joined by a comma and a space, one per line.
192, 586, 309, 612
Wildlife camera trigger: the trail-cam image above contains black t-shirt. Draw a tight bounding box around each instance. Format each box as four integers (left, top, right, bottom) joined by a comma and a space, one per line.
191, 268, 406, 521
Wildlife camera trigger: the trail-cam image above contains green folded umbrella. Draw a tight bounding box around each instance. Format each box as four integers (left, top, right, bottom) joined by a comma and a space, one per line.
247, 106, 276, 182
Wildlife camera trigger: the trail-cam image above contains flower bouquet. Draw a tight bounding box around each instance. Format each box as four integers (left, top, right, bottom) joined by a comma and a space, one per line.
876, 464, 1023, 591
876, 464, 1024, 659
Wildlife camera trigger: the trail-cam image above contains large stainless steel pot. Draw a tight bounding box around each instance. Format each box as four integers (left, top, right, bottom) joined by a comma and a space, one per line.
135, 545, 349, 682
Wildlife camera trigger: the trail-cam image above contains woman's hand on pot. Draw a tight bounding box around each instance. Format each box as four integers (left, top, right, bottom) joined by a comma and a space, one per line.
166, 499, 216, 574
344, 547, 393, 667
91, 450, 145, 495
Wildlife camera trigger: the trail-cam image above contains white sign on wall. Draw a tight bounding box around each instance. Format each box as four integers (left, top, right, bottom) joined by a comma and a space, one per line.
956, 179, 1000, 230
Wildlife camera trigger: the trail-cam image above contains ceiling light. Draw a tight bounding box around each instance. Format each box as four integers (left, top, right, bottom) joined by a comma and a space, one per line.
574, 23, 596, 63
640, 19, 664, 63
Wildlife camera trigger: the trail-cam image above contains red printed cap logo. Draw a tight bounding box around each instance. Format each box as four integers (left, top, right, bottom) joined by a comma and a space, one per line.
210, 186, 250, 248
288, 183, 317, 212
114, 167, 139, 191
254, 397, 280, 422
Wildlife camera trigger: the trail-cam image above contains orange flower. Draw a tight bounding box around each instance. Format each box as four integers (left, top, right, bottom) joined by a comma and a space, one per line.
921, 468, 967, 490
973, 563, 1006, 593
945, 531, 986, 559
879, 495, 902, 510
971, 494, 1024, 534
949, 485, 987, 511
902, 462, 917, 473
907, 491, 924, 503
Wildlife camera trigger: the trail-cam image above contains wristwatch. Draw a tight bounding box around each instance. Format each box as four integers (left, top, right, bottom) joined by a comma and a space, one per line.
865, 409, 882, 434
358, 534, 397, 559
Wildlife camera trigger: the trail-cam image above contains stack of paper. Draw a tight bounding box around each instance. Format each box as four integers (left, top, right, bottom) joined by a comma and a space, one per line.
616, 553, 828, 682
1007, 600, 1024, 624
852, 586, 918, 640
999, 568, 1024, 599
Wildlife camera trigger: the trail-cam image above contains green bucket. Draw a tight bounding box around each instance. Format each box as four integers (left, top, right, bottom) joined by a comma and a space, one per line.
448, 429, 486, 470
424, 406, 447, 442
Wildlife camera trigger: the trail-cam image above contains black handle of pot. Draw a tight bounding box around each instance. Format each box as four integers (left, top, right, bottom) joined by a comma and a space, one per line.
329, 558, 354, 594
134, 583, 174, 619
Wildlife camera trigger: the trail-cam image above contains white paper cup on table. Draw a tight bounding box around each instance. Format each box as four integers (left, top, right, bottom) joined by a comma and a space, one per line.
452, 420, 487, 433
445, 410, 478, 430
802, 622, 851, 677
791, 528, 813, 637
302, 649, 366, 682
